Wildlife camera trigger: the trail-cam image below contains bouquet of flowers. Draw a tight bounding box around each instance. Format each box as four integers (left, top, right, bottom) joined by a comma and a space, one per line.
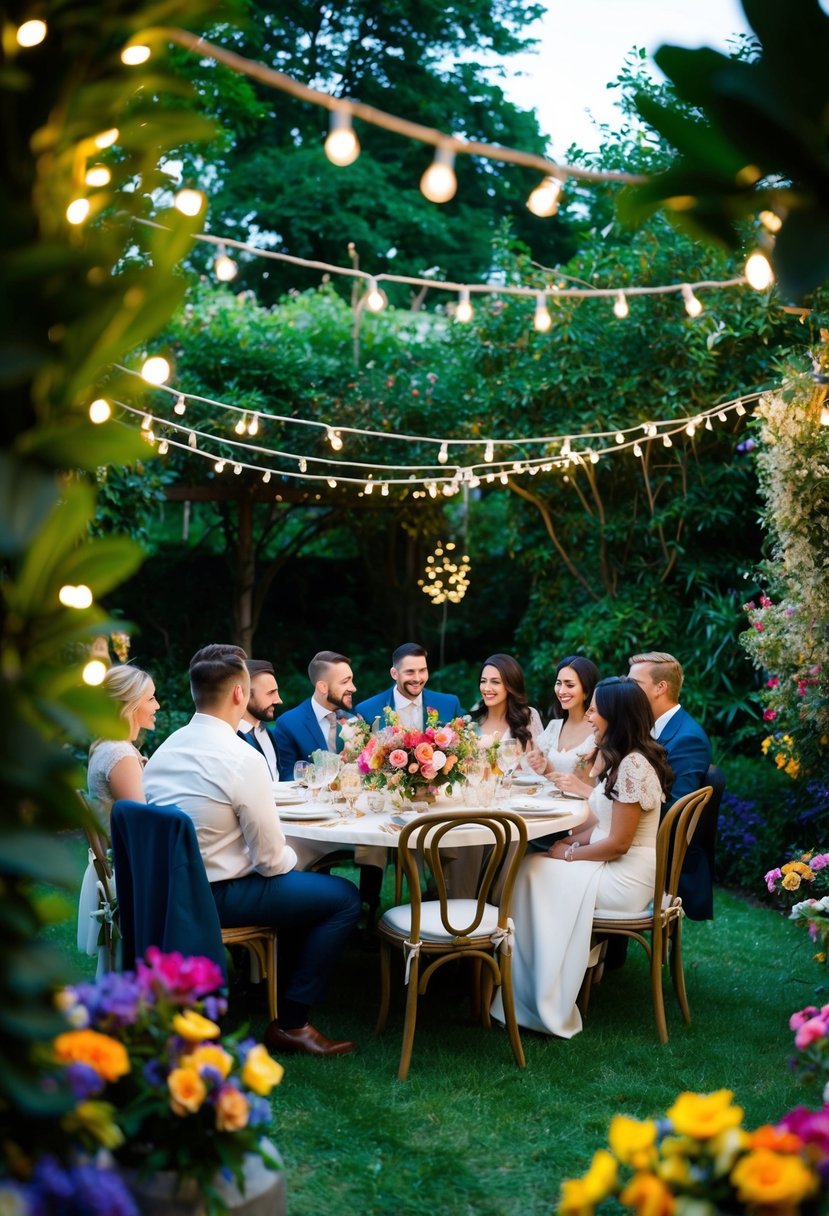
790, 896, 829, 964
52, 948, 284, 1214
340, 707, 481, 800
557, 1089, 826, 1216
765, 850, 829, 899
790, 1004, 829, 1098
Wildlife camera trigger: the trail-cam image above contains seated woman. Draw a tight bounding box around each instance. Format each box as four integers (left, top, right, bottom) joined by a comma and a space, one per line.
470, 653, 543, 750
77, 664, 159, 964
527, 654, 600, 785
492, 676, 672, 1038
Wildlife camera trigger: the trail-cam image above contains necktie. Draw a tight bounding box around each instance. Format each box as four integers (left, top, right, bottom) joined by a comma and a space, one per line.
325, 711, 337, 751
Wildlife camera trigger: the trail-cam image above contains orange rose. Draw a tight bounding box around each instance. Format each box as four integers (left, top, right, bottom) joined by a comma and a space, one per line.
215, 1086, 249, 1132
168, 1066, 207, 1115
53, 1030, 130, 1083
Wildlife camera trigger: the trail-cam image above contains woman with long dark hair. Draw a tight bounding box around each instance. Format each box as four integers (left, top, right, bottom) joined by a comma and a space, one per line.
528, 655, 600, 785
470, 653, 542, 750
492, 676, 673, 1038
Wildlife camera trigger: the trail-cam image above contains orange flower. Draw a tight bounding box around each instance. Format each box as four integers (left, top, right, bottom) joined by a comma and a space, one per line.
666, 1090, 743, 1141
53, 1030, 130, 1083
215, 1086, 249, 1132
172, 1010, 221, 1042
619, 1172, 674, 1216
168, 1066, 207, 1115
731, 1148, 818, 1208
748, 1125, 803, 1154
782, 861, 814, 880
184, 1044, 233, 1079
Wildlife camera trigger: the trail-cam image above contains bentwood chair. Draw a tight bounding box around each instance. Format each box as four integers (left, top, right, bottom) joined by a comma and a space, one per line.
375, 810, 528, 1080
77, 790, 119, 974
111, 801, 277, 1019
579, 784, 713, 1044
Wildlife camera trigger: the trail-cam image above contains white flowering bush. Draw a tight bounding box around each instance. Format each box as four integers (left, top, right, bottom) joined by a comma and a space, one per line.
740, 380, 829, 781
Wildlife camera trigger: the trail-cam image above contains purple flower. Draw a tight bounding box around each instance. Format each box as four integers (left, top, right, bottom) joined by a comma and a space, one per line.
765, 867, 782, 891
779, 1104, 829, 1159
71, 972, 144, 1029
812, 854, 829, 872
69, 1164, 138, 1216
65, 1062, 105, 1100
143, 1058, 165, 1087
247, 1095, 272, 1126
203, 994, 228, 1022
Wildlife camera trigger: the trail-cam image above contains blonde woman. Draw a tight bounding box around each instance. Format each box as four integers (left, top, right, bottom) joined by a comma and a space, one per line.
78, 664, 159, 960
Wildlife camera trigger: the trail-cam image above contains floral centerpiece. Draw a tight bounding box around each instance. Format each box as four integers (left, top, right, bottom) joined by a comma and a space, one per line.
765, 850, 829, 899
790, 1004, 829, 1100
340, 707, 480, 801
557, 1089, 827, 1216
52, 948, 283, 1214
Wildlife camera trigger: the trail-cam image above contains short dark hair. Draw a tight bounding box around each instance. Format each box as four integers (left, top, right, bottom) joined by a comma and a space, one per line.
392, 642, 427, 668
246, 659, 275, 679
189, 644, 248, 709
308, 650, 350, 685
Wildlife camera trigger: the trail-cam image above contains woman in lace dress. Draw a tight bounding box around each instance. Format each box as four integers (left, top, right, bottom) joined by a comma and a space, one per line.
492, 677, 673, 1038
527, 655, 600, 785
77, 664, 159, 959
470, 654, 543, 750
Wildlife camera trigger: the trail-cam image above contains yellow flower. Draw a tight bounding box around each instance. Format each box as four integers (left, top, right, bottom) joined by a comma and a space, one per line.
53, 1030, 130, 1083
242, 1043, 285, 1096
609, 1115, 658, 1168
185, 1044, 233, 1079
558, 1150, 618, 1214
775, 752, 786, 769
666, 1091, 744, 1141
61, 1100, 124, 1150
215, 1086, 249, 1132
656, 1155, 690, 1188
786, 759, 800, 779
618, 1172, 674, 1216
730, 1148, 818, 1208
782, 872, 802, 891
168, 1066, 207, 1115
172, 1010, 221, 1042
761, 736, 773, 755
782, 862, 814, 878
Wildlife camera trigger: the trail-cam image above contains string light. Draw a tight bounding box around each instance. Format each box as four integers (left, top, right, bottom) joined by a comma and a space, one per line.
327, 428, 343, 450
324, 109, 360, 166
121, 43, 151, 66
455, 287, 473, 323
214, 459, 226, 473
158, 439, 169, 454
438, 442, 448, 464
141, 356, 171, 385
613, 292, 629, 319
59, 584, 93, 609
327, 478, 337, 488
188, 431, 197, 447
94, 128, 119, 149
85, 165, 111, 187
663, 434, 673, 447
66, 198, 90, 225
141, 413, 153, 430
759, 210, 783, 234
88, 398, 111, 424
248, 413, 259, 436
83, 659, 108, 686
681, 284, 703, 317
633, 443, 643, 457
615, 432, 624, 444
420, 145, 457, 204
735, 399, 746, 416
420, 541, 471, 605
16, 19, 48, 47
214, 244, 238, 281
745, 250, 775, 291
533, 292, 552, 333
363, 277, 387, 313
233, 463, 242, 474
484, 441, 494, 462
234, 414, 247, 435
174, 395, 187, 415
526, 175, 563, 217
262, 470, 271, 483
174, 188, 204, 217
381, 483, 389, 496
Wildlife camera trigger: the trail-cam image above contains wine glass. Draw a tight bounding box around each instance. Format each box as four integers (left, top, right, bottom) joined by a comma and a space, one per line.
338, 764, 362, 820
463, 757, 487, 806
318, 752, 341, 804
497, 739, 522, 803
293, 760, 311, 800
304, 763, 326, 805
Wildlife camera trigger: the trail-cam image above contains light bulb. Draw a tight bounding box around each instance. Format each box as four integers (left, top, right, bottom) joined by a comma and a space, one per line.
759, 210, 782, 234
188, 432, 197, 448
298, 458, 307, 473
663, 434, 673, 448
633, 443, 643, 458
420, 146, 457, 204
233, 463, 242, 475
248, 413, 259, 436
214, 460, 226, 473
262, 470, 271, 483
613, 292, 629, 319
66, 198, 90, 225
705, 417, 713, 431
235, 415, 247, 435
456, 288, 473, 323
681, 284, 703, 317
324, 110, 360, 166
484, 441, 494, 462
85, 165, 111, 188
717, 411, 727, 423
174, 188, 204, 217
438, 442, 448, 464
94, 128, 119, 149
59, 584, 93, 609
328, 428, 343, 451
141, 355, 170, 384
735, 400, 746, 416
685, 422, 696, 437
589, 451, 599, 464
364, 278, 387, 312
83, 659, 108, 686
526, 175, 562, 217
820, 406, 829, 427
615, 432, 624, 444
381, 483, 389, 497
745, 250, 775, 291
121, 44, 151, 66
141, 413, 153, 430
16, 19, 47, 47
158, 439, 169, 455
364, 481, 374, 494
173, 395, 186, 415
533, 293, 552, 333
88, 398, 111, 424
327, 478, 337, 489
214, 244, 238, 281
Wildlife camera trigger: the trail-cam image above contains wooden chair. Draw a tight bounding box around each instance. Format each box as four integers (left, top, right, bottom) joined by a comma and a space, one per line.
220, 925, 278, 1022
77, 790, 120, 973
580, 784, 713, 1044
375, 810, 528, 1080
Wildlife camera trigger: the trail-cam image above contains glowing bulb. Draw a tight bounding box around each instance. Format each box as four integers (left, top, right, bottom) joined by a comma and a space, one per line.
526, 175, 563, 218
235, 415, 247, 435
141, 355, 170, 385
663, 434, 673, 448
327, 478, 337, 489
484, 441, 494, 463
328, 428, 343, 451
214, 460, 226, 473
681, 284, 703, 317
158, 439, 169, 455
233, 463, 242, 475
94, 128, 119, 149
85, 164, 111, 188
499, 472, 509, 485
745, 250, 775, 291
188, 432, 197, 448
324, 110, 360, 166
262, 470, 271, 483
533, 293, 552, 333
615, 432, 624, 444
248, 413, 259, 436
759, 210, 782, 234
174, 188, 204, 217
88, 398, 111, 424
420, 146, 457, 204
141, 413, 152, 430
364, 481, 374, 494
59, 584, 93, 608
364, 278, 387, 312
705, 417, 713, 431
17, 18, 47, 46
633, 443, 643, 458
589, 451, 599, 464
214, 244, 238, 282
685, 421, 696, 437
456, 288, 473, 323
381, 483, 389, 497
717, 411, 727, 423
121, 44, 151, 66
821, 406, 829, 427
83, 659, 108, 686
438, 442, 448, 464
66, 198, 90, 225
173, 395, 186, 415
613, 292, 629, 319
735, 400, 746, 416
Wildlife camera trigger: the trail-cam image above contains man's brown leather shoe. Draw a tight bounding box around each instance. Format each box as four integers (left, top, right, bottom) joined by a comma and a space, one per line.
264, 1021, 357, 1057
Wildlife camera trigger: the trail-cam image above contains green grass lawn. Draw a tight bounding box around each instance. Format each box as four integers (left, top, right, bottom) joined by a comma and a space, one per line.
53, 835, 822, 1216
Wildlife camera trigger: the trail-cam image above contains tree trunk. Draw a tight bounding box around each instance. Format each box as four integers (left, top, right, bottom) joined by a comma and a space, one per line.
233, 494, 255, 654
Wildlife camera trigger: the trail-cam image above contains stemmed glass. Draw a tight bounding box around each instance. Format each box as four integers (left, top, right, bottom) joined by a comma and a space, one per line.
463, 757, 487, 807
497, 739, 522, 803
293, 760, 311, 801
338, 764, 362, 820
318, 752, 341, 804
304, 762, 327, 806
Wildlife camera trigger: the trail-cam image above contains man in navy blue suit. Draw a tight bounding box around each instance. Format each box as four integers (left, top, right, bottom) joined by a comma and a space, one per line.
237, 659, 282, 783
628, 651, 714, 920
355, 642, 463, 730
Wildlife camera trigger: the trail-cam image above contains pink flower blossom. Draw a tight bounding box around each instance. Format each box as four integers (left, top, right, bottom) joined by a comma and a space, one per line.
420, 763, 438, 781
388, 749, 408, 768
759, 594, 773, 608
433, 728, 455, 749
408, 763, 419, 774
763, 708, 777, 721
754, 621, 764, 631
790, 1006, 819, 1031
795, 1017, 828, 1050
765, 867, 783, 891
811, 855, 829, 872
766, 677, 780, 688
137, 948, 224, 1003
414, 742, 434, 764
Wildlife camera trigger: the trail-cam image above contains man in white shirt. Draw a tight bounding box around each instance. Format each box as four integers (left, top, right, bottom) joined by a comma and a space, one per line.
237, 659, 282, 785
144, 644, 361, 1057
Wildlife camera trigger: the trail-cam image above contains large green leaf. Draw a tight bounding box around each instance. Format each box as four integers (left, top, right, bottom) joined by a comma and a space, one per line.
0, 831, 80, 887
11, 483, 95, 614
0, 454, 60, 557
17, 417, 147, 471
53, 535, 145, 597
774, 207, 829, 300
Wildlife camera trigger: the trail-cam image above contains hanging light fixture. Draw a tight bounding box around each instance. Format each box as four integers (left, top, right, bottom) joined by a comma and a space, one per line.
526, 175, 563, 217
214, 244, 238, 282
613, 292, 629, 319
363, 277, 387, 312
324, 109, 360, 166
455, 287, 473, 323
420, 145, 457, 204
681, 284, 703, 317
533, 293, 552, 332
745, 250, 775, 291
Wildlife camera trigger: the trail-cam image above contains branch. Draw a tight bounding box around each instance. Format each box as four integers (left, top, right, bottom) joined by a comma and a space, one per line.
508, 478, 600, 601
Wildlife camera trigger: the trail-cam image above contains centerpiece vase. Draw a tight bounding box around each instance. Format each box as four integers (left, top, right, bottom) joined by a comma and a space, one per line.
125, 1140, 285, 1216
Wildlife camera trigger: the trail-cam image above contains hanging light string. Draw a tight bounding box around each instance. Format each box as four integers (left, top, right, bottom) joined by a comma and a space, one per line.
130, 215, 748, 308
151, 26, 647, 188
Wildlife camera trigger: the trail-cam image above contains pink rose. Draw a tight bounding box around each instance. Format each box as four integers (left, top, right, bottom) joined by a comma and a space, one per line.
765, 867, 782, 891
790, 1006, 819, 1030
795, 1017, 828, 1050
811, 855, 829, 872
433, 728, 455, 749
763, 708, 777, 721
389, 749, 408, 768
408, 763, 419, 774
414, 743, 434, 764
420, 763, 438, 781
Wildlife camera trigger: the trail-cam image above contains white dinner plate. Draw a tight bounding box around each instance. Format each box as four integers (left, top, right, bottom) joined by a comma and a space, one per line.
273, 792, 306, 806
278, 805, 333, 821
513, 772, 545, 786
510, 796, 573, 816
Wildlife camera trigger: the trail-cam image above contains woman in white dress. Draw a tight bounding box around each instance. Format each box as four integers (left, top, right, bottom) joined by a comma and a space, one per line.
492, 676, 673, 1038
77, 664, 159, 963
470, 653, 543, 750
528, 655, 600, 783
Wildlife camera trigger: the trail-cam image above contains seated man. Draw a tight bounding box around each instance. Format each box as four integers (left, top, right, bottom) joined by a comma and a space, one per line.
355, 641, 463, 729
144, 643, 361, 1057
237, 658, 282, 786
